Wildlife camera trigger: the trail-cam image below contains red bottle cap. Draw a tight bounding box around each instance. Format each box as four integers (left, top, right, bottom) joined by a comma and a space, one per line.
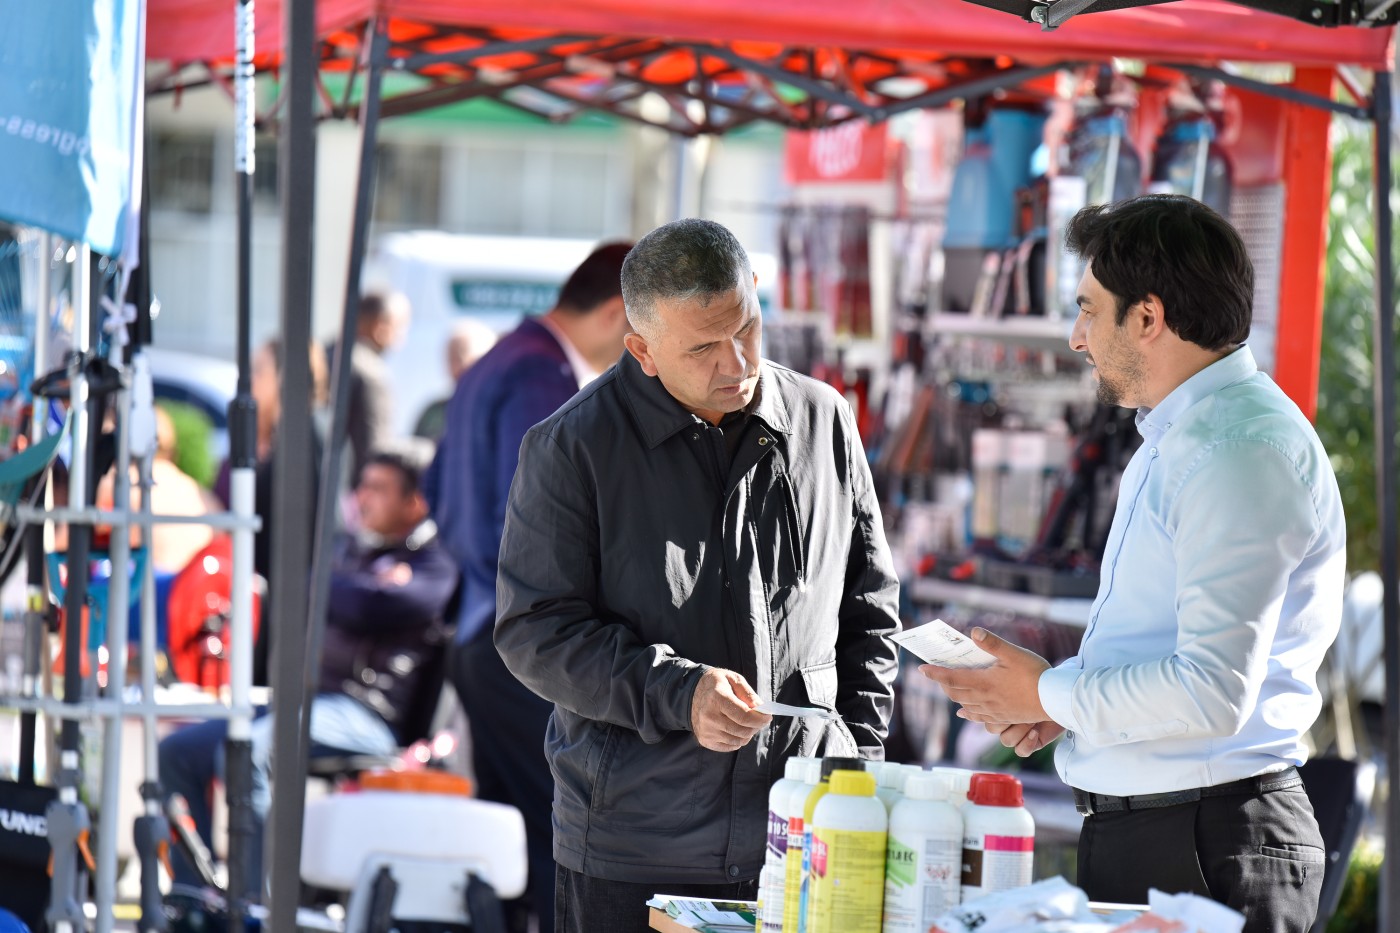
968, 772, 1024, 807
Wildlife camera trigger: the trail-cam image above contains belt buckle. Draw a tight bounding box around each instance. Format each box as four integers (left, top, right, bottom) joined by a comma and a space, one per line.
1074, 790, 1098, 816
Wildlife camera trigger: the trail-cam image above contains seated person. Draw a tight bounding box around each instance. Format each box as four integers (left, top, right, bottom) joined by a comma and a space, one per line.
158, 445, 458, 890
97, 405, 221, 575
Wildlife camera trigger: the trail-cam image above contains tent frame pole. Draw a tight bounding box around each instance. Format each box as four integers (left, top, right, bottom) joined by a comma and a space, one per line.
1372, 67, 1399, 933
266, 0, 319, 927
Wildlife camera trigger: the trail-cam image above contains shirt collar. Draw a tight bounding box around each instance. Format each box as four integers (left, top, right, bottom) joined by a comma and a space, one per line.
616, 352, 791, 450
1136, 344, 1257, 444
538, 314, 602, 388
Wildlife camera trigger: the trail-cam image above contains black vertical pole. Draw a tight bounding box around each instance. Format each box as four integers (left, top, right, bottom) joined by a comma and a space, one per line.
301, 18, 387, 786
223, 0, 259, 923
1374, 69, 1399, 933
266, 0, 318, 927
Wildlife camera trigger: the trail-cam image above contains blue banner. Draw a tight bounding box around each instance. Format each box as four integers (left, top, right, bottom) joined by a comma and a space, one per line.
0, 0, 141, 256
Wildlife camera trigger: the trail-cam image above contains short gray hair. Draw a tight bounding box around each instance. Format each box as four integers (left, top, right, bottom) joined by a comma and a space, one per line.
621, 219, 751, 335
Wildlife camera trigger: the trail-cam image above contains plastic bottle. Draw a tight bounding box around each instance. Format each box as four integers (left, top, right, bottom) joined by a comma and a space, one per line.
874, 762, 907, 814
809, 769, 887, 933
960, 773, 1035, 903
1149, 114, 1232, 216
928, 767, 975, 810
767, 757, 814, 928
883, 773, 964, 933
757, 864, 781, 933
783, 760, 822, 933
796, 757, 865, 933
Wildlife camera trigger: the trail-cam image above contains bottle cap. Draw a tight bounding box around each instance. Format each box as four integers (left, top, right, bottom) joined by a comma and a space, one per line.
877, 762, 906, 790
820, 757, 865, 780
903, 774, 948, 802
829, 770, 877, 797
784, 757, 811, 781
968, 772, 1024, 807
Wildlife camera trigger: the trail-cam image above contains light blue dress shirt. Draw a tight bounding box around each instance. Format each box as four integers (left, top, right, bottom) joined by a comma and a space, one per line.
1039, 345, 1346, 796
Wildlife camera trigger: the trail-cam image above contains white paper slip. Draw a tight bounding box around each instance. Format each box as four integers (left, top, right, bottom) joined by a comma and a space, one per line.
892, 618, 997, 668
754, 699, 840, 720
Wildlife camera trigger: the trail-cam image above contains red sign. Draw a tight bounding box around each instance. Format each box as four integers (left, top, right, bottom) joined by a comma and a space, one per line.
785, 121, 891, 184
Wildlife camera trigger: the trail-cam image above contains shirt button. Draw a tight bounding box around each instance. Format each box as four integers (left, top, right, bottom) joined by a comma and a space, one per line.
692, 433, 700, 440
729, 865, 740, 878
724, 580, 731, 588
1150, 447, 1158, 456
758, 437, 769, 446
1119, 732, 1129, 740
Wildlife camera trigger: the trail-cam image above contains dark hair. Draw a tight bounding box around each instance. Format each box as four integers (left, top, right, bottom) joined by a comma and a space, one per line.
1064, 194, 1253, 351
555, 242, 634, 315
621, 219, 751, 333
358, 289, 408, 323
361, 442, 432, 497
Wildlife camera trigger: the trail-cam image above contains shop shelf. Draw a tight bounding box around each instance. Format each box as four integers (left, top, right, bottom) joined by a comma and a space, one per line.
908, 576, 1094, 627
927, 312, 1078, 355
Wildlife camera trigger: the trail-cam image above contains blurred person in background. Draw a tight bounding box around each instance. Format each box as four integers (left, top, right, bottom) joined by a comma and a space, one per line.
160, 445, 456, 891
215, 337, 325, 684
426, 242, 633, 933
412, 320, 497, 441
97, 405, 221, 575
328, 290, 411, 484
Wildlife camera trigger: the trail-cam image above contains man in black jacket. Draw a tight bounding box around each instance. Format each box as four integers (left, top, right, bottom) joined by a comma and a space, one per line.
495, 218, 901, 933
159, 446, 457, 890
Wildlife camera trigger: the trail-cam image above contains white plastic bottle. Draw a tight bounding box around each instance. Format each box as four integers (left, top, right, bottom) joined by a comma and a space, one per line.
757, 864, 781, 933
928, 767, 976, 809
882, 773, 963, 933
960, 772, 1034, 903
809, 769, 887, 933
766, 757, 814, 928
874, 762, 907, 814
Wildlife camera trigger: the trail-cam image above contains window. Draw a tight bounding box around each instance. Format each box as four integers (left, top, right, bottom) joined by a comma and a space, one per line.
148, 132, 216, 213
373, 142, 444, 228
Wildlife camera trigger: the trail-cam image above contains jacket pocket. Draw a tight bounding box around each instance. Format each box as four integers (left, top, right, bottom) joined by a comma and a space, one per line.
801, 661, 838, 710
591, 727, 705, 834
758, 473, 807, 599
800, 662, 859, 756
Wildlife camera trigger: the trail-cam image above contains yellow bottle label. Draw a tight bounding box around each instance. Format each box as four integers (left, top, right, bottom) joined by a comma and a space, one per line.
808, 827, 886, 933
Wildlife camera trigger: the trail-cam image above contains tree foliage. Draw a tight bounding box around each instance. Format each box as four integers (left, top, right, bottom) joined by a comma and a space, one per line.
1314, 118, 1399, 575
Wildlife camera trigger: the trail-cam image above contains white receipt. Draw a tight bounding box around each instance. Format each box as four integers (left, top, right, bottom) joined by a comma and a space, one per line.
892, 618, 997, 668
754, 699, 840, 720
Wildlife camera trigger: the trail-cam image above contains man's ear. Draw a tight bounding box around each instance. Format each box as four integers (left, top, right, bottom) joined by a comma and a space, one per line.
1132, 293, 1168, 344
624, 331, 659, 377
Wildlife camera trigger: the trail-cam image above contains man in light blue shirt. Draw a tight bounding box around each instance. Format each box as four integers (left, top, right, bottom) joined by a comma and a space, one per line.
923, 194, 1343, 930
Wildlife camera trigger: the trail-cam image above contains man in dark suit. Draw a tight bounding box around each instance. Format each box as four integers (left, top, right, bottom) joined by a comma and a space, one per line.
426, 242, 632, 933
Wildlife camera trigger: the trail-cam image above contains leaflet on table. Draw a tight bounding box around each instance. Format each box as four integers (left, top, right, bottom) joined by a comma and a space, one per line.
754, 699, 839, 720
646, 895, 757, 931
892, 618, 997, 668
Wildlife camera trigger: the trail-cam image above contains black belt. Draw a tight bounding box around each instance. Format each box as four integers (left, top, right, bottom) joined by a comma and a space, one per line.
1072, 767, 1302, 816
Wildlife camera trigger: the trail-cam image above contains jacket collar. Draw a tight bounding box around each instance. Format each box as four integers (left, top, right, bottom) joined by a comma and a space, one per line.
616, 351, 792, 450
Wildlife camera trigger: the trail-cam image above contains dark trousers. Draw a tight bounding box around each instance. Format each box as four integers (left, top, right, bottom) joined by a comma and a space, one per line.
555, 865, 758, 933
451, 634, 558, 932
1077, 782, 1325, 932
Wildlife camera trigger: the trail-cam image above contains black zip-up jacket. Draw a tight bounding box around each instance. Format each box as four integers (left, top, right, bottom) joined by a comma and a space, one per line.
495, 352, 900, 885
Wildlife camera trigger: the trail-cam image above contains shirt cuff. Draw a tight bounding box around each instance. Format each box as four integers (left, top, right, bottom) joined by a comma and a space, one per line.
1038, 665, 1082, 734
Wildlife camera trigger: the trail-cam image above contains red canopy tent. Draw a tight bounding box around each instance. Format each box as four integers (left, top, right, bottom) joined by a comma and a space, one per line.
149, 0, 1390, 69
141, 1, 1398, 930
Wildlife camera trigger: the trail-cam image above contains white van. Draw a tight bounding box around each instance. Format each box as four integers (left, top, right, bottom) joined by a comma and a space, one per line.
365, 230, 775, 438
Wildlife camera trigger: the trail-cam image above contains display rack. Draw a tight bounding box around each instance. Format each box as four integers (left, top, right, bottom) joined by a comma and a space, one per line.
908, 578, 1093, 628
926, 312, 1077, 356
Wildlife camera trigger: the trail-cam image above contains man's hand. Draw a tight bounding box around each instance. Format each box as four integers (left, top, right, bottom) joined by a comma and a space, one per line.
920, 627, 1052, 725
690, 668, 773, 753
983, 720, 1066, 758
